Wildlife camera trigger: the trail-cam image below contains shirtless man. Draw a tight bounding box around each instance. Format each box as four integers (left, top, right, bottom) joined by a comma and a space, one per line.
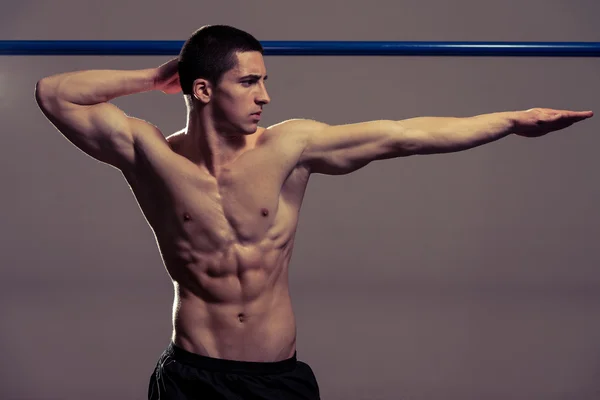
34, 25, 593, 400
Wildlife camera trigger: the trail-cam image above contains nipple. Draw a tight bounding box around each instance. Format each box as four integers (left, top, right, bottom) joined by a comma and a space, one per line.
260, 208, 269, 217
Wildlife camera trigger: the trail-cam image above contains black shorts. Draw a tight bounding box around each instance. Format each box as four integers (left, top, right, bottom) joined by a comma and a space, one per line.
148, 342, 321, 400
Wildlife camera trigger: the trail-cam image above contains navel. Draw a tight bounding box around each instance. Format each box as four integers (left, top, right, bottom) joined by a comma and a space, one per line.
260, 208, 269, 217
183, 212, 192, 222
238, 313, 246, 323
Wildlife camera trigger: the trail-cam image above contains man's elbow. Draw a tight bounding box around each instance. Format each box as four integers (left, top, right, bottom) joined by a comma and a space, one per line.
394, 117, 480, 155
35, 78, 57, 111
390, 122, 426, 156
402, 130, 471, 155
35, 78, 74, 117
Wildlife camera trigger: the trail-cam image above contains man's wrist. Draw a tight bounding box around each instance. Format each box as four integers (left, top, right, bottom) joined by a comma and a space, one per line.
144, 68, 161, 91
506, 111, 524, 135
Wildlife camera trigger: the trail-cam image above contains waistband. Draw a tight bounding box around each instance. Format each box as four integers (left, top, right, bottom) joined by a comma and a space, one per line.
166, 342, 298, 375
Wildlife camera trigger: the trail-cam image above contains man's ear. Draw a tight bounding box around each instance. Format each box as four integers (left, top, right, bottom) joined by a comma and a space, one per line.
193, 78, 212, 104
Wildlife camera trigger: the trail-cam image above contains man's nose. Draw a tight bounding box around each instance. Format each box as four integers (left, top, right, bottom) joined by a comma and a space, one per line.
256, 84, 270, 105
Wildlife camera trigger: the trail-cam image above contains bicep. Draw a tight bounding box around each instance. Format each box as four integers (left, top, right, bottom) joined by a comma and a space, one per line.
300, 119, 408, 175
36, 83, 136, 170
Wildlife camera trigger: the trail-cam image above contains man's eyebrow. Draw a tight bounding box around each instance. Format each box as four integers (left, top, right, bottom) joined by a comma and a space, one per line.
240, 74, 268, 80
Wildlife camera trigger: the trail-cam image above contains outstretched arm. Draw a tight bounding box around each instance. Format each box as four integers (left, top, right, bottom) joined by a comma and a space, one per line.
297, 108, 593, 175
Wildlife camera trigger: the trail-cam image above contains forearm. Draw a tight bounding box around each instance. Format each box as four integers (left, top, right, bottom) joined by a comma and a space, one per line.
397, 111, 518, 155
37, 68, 157, 106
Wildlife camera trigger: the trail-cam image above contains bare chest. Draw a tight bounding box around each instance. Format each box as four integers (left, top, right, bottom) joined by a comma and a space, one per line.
189, 167, 283, 244
129, 150, 307, 250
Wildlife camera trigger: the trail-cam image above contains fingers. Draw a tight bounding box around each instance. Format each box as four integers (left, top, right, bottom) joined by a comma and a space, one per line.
535, 108, 593, 116
545, 110, 593, 123
563, 111, 594, 121
560, 110, 593, 117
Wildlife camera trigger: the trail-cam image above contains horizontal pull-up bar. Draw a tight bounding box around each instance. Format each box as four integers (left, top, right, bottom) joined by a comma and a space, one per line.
1, 41, 599, 56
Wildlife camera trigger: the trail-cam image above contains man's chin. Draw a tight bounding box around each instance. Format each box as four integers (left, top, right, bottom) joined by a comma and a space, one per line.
220, 124, 258, 137
241, 123, 259, 135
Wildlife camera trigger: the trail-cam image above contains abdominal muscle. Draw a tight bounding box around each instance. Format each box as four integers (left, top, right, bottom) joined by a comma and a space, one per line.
164, 240, 298, 363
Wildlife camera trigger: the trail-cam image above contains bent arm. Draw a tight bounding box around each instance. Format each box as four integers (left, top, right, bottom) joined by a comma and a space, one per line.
36, 68, 156, 106
297, 112, 517, 175
35, 68, 158, 170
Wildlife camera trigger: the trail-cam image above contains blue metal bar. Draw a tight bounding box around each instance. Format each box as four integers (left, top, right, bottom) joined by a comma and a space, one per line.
0, 40, 599, 56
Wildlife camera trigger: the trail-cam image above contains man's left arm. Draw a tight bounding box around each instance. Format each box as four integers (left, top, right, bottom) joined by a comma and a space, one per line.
296, 108, 593, 175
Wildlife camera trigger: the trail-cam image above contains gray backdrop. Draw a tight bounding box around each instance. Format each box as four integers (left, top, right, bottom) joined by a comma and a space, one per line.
2, 1, 599, 399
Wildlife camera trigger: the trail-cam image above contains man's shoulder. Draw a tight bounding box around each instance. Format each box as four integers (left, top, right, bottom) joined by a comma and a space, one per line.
258, 118, 328, 146
265, 118, 328, 133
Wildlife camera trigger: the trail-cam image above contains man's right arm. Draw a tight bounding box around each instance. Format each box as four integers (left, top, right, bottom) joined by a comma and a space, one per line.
35, 67, 161, 170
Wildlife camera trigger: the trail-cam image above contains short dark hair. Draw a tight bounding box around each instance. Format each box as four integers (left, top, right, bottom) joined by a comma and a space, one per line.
178, 25, 264, 95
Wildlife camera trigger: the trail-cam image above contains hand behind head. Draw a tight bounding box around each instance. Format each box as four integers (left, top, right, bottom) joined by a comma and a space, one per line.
154, 58, 182, 94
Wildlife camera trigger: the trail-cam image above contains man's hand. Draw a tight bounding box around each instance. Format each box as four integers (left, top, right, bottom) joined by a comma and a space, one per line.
154, 58, 182, 94
514, 108, 593, 138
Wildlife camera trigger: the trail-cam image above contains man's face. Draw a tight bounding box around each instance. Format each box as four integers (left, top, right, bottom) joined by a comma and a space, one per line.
211, 51, 270, 135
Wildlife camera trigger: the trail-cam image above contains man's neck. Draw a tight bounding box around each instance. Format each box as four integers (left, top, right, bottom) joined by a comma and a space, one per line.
183, 110, 252, 176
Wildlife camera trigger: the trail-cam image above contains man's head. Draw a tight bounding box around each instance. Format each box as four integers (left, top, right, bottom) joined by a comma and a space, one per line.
178, 25, 270, 135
